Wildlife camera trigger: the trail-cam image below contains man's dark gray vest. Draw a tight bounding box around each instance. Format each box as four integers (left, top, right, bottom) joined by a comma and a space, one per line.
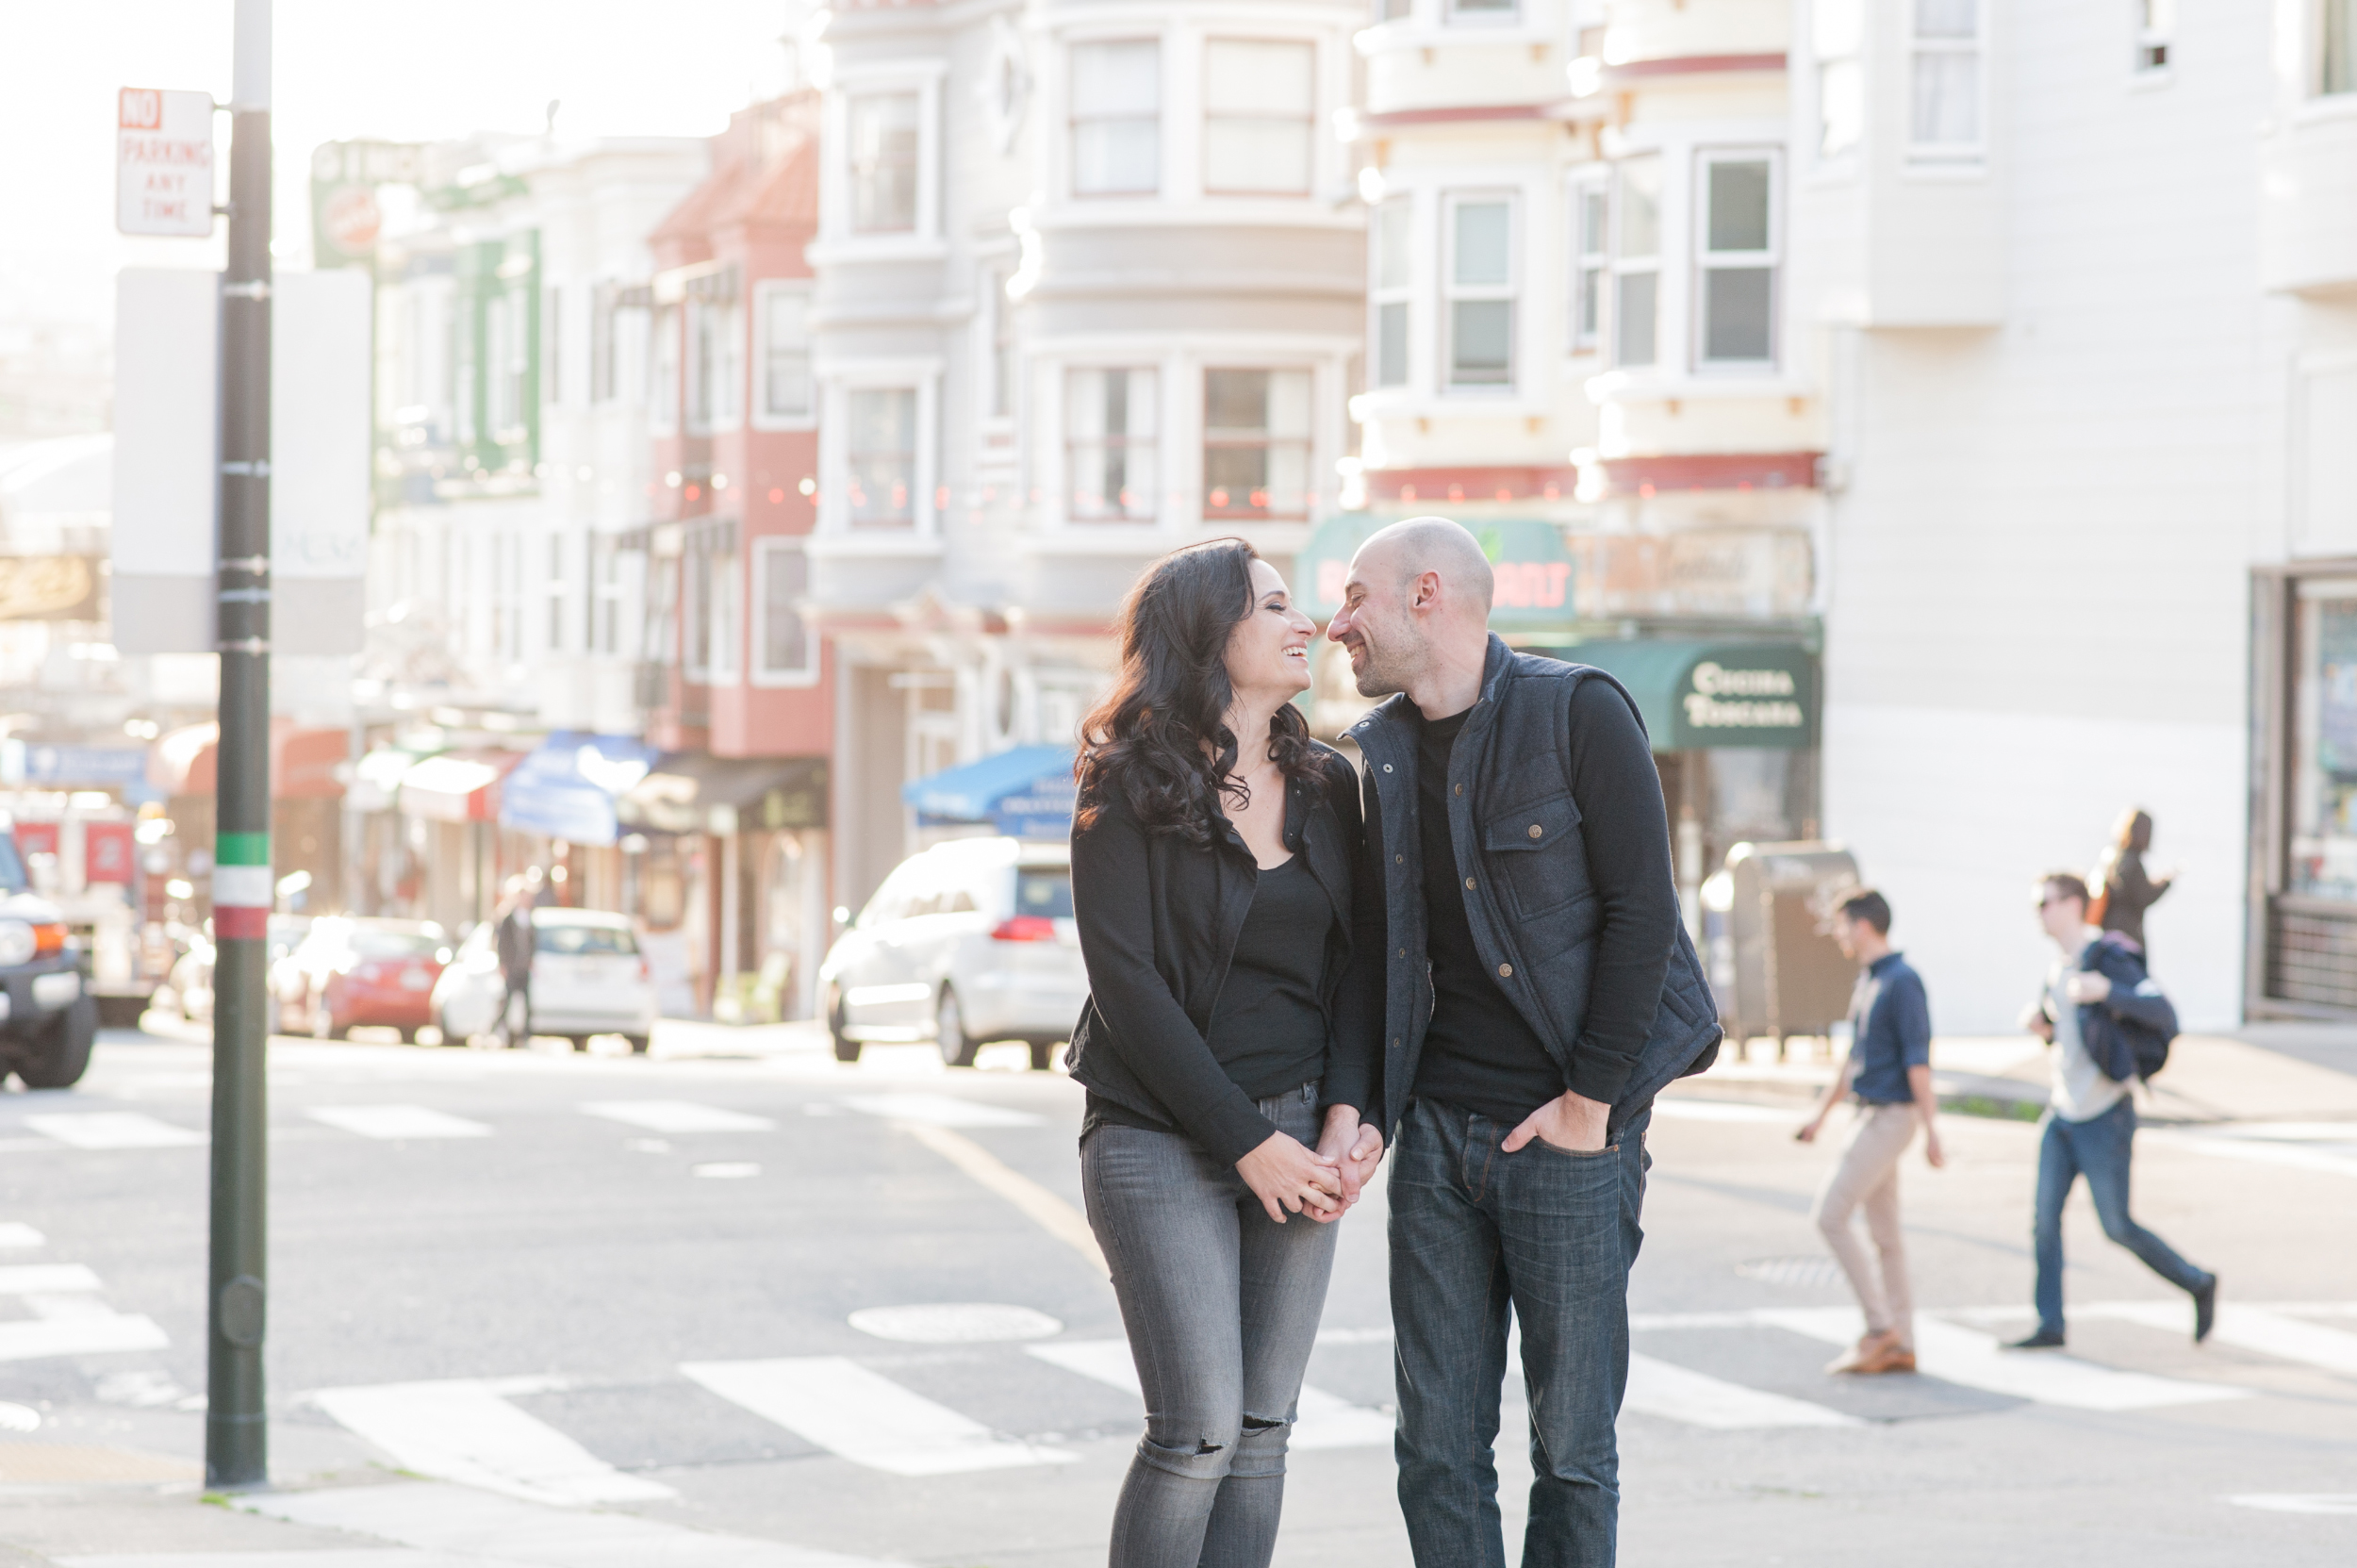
1348, 635, 1722, 1141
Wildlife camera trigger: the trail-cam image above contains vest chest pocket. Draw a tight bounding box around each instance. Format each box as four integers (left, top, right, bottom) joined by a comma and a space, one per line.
1479, 792, 1589, 923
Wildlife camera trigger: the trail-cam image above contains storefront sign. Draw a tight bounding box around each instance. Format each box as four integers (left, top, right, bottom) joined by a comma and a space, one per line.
1547, 640, 1819, 751
1297, 515, 1578, 633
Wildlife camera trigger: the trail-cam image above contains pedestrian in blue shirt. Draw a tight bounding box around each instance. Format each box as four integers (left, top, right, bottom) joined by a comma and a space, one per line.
1797, 889, 1943, 1375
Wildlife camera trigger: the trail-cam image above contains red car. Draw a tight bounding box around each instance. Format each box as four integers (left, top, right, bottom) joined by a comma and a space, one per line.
306, 919, 450, 1042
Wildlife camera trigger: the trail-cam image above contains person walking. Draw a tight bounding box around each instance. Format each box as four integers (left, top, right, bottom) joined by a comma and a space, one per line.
2009, 872, 2217, 1351
1797, 888, 1943, 1377
1325, 517, 1720, 1568
494, 867, 545, 1048
1065, 538, 1383, 1568
2092, 807, 2171, 960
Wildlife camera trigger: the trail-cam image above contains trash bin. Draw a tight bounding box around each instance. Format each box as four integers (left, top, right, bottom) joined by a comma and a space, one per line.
1701, 841, 1862, 1061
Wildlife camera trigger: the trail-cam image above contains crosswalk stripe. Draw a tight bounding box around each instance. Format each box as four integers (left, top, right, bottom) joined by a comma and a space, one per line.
581, 1099, 775, 1133
61, 1552, 486, 1567
2077, 1301, 2357, 1378
23, 1113, 204, 1148
0, 1223, 44, 1248
683, 1356, 1075, 1476
1754, 1308, 2250, 1411
239, 1480, 901, 1566
307, 1105, 494, 1140
1025, 1337, 1394, 1450
0, 1313, 170, 1362
311, 1379, 677, 1506
0, 1263, 101, 1295
1624, 1352, 1861, 1429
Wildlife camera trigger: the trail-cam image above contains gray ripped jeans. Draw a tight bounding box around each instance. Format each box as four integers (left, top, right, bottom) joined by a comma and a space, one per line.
1080, 1083, 1341, 1568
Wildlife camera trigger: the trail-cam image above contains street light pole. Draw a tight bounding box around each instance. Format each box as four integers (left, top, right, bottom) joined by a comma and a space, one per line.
207, 0, 273, 1491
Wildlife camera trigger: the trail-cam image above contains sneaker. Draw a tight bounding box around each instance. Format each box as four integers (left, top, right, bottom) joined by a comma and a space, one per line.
2004, 1329, 2066, 1350
2193, 1275, 2218, 1345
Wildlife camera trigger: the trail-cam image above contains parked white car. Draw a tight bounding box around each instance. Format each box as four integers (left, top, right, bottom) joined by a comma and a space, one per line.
818, 838, 1085, 1070
431, 908, 656, 1053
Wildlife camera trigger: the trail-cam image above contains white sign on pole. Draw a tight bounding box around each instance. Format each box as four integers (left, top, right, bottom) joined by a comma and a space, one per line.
116, 88, 216, 238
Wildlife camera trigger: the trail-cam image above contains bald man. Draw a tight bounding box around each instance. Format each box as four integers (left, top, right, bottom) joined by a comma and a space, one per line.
1326, 517, 1720, 1568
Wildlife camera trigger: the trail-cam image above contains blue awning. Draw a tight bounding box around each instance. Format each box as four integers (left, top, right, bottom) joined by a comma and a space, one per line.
498, 732, 659, 847
902, 745, 1077, 839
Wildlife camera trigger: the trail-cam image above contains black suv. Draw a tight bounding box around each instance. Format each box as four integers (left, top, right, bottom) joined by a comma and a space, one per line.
0, 834, 95, 1088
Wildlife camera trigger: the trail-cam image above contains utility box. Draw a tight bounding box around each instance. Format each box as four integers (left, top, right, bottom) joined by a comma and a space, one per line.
1703, 841, 1862, 1059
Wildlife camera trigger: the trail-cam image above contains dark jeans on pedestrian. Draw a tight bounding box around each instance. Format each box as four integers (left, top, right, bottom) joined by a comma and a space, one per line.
1080, 1082, 1340, 1568
2032, 1096, 2211, 1335
1390, 1097, 1651, 1568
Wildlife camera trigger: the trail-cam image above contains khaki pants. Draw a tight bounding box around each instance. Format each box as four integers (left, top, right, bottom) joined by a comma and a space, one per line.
1812, 1101, 1919, 1347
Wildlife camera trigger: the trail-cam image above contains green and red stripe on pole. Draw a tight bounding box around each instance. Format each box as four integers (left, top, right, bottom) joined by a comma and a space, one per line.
212, 833, 271, 941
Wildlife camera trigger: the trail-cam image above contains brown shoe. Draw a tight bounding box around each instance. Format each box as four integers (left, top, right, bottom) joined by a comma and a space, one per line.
1826, 1329, 1904, 1374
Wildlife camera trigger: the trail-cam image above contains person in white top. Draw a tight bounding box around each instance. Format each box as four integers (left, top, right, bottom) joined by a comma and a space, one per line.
2008, 872, 2216, 1351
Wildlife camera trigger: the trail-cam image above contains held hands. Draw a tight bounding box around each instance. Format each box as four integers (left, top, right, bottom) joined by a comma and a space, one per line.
2063, 971, 2112, 1004
1502, 1089, 1610, 1156
1235, 1130, 1344, 1226
1314, 1106, 1386, 1220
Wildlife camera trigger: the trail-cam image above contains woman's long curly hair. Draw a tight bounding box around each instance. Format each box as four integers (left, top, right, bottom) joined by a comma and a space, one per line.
1075, 537, 1321, 846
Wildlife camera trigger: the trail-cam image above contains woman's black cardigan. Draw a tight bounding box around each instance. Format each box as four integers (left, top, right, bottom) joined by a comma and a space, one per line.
1064, 744, 1385, 1166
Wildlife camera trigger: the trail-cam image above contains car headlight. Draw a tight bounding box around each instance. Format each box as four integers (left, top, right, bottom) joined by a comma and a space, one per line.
0, 922, 34, 966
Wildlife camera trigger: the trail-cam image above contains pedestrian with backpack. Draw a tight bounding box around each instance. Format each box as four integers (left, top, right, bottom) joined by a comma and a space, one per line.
2009, 872, 2217, 1351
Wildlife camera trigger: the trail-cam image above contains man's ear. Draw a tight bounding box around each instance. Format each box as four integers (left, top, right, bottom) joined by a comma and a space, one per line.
1410, 569, 1440, 612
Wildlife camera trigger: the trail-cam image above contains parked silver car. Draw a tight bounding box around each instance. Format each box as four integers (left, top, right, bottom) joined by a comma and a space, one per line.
819, 838, 1084, 1070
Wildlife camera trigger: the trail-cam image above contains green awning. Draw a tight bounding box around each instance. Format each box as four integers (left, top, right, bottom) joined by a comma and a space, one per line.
1296, 513, 1578, 633
1541, 640, 1818, 751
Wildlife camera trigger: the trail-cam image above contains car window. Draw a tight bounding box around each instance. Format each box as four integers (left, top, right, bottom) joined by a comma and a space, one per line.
0, 837, 26, 894
943, 886, 978, 915
859, 864, 929, 928
536, 922, 638, 956
1014, 868, 1074, 919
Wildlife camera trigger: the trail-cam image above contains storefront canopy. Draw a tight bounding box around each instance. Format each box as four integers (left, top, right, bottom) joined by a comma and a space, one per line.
619, 753, 830, 836
349, 741, 448, 814
1296, 513, 1577, 633
498, 733, 658, 848
904, 746, 1077, 840
399, 751, 523, 823
1541, 640, 1819, 751
150, 720, 351, 799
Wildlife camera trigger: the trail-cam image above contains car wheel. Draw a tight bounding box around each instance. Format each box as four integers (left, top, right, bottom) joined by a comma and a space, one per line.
936, 987, 980, 1069
569, 1035, 592, 1053
1029, 1039, 1061, 1073
828, 987, 860, 1064
398, 1026, 419, 1045
17, 996, 96, 1090
625, 1033, 651, 1055
311, 1002, 347, 1042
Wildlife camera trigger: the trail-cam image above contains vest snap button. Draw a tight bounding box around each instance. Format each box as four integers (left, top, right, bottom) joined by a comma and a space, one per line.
1383, 764, 1393, 773
1464, 877, 1475, 891
1453, 784, 1462, 796
1498, 963, 1513, 979
1528, 823, 1542, 839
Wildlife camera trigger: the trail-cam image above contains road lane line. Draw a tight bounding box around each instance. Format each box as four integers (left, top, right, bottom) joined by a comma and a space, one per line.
2078, 1300, 2357, 1377
2143, 1129, 2357, 1180
311, 1379, 676, 1506
1754, 1307, 2250, 1410
23, 1113, 205, 1148
62, 1553, 487, 1567
683, 1356, 1075, 1476
239, 1479, 902, 1565
841, 1094, 1043, 1129
2226, 1494, 2357, 1515
0, 1313, 170, 1362
0, 1264, 102, 1295
895, 1119, 1108, 1277
580, 1099, 775, 1133
1624, 1352, 1861, 1428
1026, 1337, 1394, 1449
307, 1105, 494, 1140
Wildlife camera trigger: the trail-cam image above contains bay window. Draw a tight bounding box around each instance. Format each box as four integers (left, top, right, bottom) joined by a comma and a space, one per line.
685, 269, 741, 435
849, 92, 920, 233
1204, 40, 1314, 195
1373, 196, 1412, 388
1066, 368, 1159, 521
1443, 194, 1515, 390
755, 538, 817, 685
1612, 157, 1661, 369
1814, 0, 1865, 158
847, 388, 917, 528
1695, 153, 1778, 369
1072, 41, 1162, 195
759, 284, 813, 423
650, 305, 679, 435
1571, 180, 1607, 354
1909, 0, 1983, 160
1204, 370, 1311, 521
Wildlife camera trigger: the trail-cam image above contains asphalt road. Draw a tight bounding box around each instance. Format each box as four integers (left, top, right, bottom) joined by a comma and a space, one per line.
0, 1019, 2352, 1566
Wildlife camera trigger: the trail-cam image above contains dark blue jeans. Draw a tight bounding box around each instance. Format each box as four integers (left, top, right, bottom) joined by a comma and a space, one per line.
2032, 1097, 2211, 1335
1390, 1098, 1650, 1568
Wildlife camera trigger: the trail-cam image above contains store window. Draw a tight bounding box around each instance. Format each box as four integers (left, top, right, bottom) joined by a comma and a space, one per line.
2290, 582, 2357, 902
847, 388, 917, 528
1203, 40, 1314, 195
1443, 194, 1515, 390
1204, 369, 1311, 520
755, 538, 817, 684
1613, 157, 1662, 368
1373, 196, 1412, 388
849, 91, 920, 233
1695, 153, 1778, 370
1066, 367, 1160, 521
1909, 0, 1984, 161
1072, 41, 1162, 196
1814, 0, 1865, 157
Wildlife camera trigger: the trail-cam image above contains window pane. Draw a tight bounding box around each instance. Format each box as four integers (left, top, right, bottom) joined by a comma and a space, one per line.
1576, 263, 1604, 342
1206, 120, 1311, 193
1616, 272, 1657, 366
1376, 198, 1412, 290
847, 388, 916, 526
1376, 301, 1409, 386
1617, 157, 1661, 258
1267, 368, 1311, 437
1819, 58, 1864, 156
1205, 40, 1312, 114
1073, 41, 1161, 113
1706, 161, 1772, 253
1067, 369, 1158, 520
1450, 300, 1513, 385
1913, 0, 1977, 38
763, 546, 810, 674
1075, 121, 1161, 194
1450, 0, 1520, 14
2326, 0, 2356, 94
849, 93, 919, 233
764, 292, 810, 418
1911, 51, 1981, 143
1701, 267, 1773, 362
1452, 201, 1511, 287
1579, 189, 1607, 259
1205, 369, 1268, 433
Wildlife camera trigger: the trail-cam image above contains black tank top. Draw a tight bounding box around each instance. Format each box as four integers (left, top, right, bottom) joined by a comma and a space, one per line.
1202, 855, 1331, 1099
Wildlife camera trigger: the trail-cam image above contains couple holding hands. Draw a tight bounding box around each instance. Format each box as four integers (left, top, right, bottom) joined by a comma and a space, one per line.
1065, 518, 1720, 1567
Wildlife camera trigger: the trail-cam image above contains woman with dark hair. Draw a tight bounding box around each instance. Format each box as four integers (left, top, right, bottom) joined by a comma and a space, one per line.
2093, 807, 2172, 958
1067, 537, 1383, 1567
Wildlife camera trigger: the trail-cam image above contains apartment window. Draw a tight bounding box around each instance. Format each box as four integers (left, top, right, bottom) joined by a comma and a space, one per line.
847, 388, 917, 528
759, 285, 812, 422
1910, 0, 1983, 158
1204, 40, 1314, 195
1066, 368, 1159, 521
1072, 40, 1161, 195
453, 300, 477, 444
1448, 0, 1520, 19
1695, 154, 1777, 369
2134, 0, 2173, 72
594, 537, 625, 654
987, 270, 1016, 421
1204, 370, 1311, 520
711, 546, 740, 682
1571, 181, 1607, 353
849, 91, 920, 233
651, 306, 680, 434
544, 286, 563, 408
1373, 196, 1412, 388
2323, 0, 2355, 93
1612, 157, 1662, 368
755, 538, 817, 684
1815, 0, 1865, 157
487, 293, 519, 437
1444, 195, 1515, 390
686, 283, 742, 434
591, 284, 617, 404
546, 535, 566, 652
